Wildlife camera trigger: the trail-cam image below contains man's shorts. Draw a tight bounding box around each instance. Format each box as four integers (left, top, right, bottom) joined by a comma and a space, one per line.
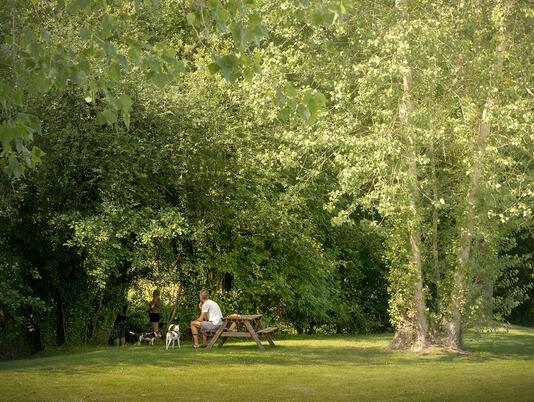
200, 321, 220, 332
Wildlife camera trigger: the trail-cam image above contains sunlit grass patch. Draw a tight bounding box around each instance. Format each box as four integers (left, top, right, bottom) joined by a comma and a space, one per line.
1, 327, 533, 401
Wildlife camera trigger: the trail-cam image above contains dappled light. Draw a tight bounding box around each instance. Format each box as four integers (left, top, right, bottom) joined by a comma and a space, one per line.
1, 328, 534, 400
1, 1, 532, 400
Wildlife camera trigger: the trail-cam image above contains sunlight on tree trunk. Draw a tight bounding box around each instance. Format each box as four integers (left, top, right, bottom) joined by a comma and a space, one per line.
443, 0, 511, 350
389, 0, 429, 352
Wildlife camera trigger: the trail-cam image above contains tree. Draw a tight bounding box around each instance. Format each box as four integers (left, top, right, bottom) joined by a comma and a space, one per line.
1, 0, 531, 355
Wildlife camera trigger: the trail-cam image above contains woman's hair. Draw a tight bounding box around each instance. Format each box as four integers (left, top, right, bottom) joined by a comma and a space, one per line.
200, 289, 209, 300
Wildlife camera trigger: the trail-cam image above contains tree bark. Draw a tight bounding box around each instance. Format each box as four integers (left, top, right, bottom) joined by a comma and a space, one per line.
430, 141, 440, 288
389, 0, 429, 351
442, 1, 510, 350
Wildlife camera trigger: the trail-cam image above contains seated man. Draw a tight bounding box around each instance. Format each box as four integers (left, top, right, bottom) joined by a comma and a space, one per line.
190, 289, 223, 348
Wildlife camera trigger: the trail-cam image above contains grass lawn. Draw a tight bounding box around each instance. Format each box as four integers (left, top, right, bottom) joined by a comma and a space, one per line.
1, 327, 534, 401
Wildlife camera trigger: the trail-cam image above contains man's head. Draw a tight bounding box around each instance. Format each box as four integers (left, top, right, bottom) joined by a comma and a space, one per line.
199, 289, 209, 302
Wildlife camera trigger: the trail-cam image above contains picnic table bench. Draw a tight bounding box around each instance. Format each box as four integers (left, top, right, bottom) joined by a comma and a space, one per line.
205, 314, 277, 350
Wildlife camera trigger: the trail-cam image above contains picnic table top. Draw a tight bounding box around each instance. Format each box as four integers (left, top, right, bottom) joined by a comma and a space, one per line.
223, 314, 262, 321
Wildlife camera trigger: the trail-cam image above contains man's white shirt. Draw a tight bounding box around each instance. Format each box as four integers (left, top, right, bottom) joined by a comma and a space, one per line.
202, 299, 223, 325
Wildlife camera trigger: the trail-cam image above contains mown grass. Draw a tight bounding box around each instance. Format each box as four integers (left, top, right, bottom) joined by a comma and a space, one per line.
1, 327, 534, 401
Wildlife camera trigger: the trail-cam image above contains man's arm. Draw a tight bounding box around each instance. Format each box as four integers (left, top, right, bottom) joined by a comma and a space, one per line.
194, 312, 206, 322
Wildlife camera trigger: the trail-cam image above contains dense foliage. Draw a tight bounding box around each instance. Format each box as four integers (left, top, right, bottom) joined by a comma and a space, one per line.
0, 0, 532, 358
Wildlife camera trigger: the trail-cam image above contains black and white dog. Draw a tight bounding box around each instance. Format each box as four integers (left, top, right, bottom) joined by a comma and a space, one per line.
165, 323, 181, 350
136, 331, 161, 345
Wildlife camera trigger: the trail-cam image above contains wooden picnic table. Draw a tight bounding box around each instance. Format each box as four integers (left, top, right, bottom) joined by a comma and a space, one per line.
205, 314, 276, 350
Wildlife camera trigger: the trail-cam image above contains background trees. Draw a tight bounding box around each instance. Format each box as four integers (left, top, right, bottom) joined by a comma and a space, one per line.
0, 0, 531, 358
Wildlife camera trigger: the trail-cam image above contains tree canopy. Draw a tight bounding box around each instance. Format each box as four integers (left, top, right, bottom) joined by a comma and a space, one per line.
0, 0, 532, 357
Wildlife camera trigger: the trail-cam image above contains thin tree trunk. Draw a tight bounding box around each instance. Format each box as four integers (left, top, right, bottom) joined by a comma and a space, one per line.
389, 0, 429, 351
430, 141, 440, 288
11, 0, 17, 77
428, 140, 441, 340
443, 1, 509, 350
55, 291, 66, 346
166, 283, 181, 325
89, 292, 104, 342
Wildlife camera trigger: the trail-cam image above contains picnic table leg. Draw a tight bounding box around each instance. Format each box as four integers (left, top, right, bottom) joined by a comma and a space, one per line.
264, 334, 275, 347
244, 320, 265, 350
206, 321, 227, 350
218, 337, 227, 348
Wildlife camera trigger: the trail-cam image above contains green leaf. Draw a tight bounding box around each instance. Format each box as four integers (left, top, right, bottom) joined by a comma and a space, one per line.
278, 107, 291, 121
231, 22, 246, 49
74, 70, 88, 84
102, 42, 116, 57
67, 0, 91, 13
297, 104, 311, 121
0, 123, 14, 147
275, 88, 286, 105
100, 14, 117, 39
31, 74, 50, 94
40, 28, 51, 42
151, 73, 168, 88
99, 109, 117, 125
214, 54, 239, 81
311, 10, 324, 26
285, 84, 298, 98
118, 54, 129, 70
108, 62, 121, 80
186, 13, 196, 25
119, 94, 133, 111
80, 27, 91, 41
243, 66, 255, 81
8, 154, 21, 178
127, 48, 140, 64
13, 90, 23, 107
122, 110, 131, 130
173, 60, 186, 74
208, 63, 221, 74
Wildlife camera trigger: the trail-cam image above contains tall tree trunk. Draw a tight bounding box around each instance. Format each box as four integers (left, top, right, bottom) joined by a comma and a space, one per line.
442, 1, 510, 350
88, 292, 104, 342
428, 140, 441, 339
430, 141, 440, 288
389, 0, 429, 351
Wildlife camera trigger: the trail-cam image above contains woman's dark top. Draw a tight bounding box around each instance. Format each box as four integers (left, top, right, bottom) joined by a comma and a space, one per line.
115, 312, 127, 323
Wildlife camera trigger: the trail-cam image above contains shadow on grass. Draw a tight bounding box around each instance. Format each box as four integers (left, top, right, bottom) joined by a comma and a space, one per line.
1, 327, 532, 376
464, 329, 534, 360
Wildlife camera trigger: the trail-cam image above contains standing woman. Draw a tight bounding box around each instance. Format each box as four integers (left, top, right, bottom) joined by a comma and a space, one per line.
148, 289, 161, 335
113, 305, 128, 346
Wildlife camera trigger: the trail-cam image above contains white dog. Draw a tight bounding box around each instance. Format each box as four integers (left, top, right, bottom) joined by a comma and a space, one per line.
166, 323, 181, 350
